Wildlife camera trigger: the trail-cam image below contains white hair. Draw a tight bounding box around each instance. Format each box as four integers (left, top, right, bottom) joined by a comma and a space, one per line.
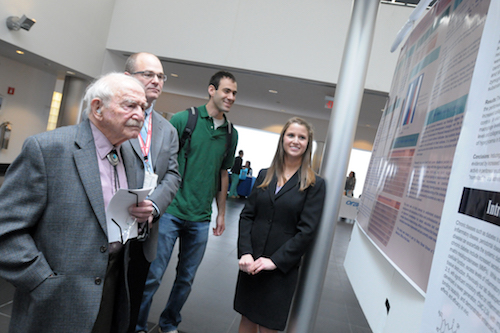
82, 72, 144, 116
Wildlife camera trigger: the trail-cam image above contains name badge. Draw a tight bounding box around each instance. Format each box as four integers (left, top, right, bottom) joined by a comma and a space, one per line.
143, 171, 158, 195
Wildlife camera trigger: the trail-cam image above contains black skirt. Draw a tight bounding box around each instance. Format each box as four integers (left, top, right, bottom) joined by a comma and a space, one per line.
233, 265, 299, 331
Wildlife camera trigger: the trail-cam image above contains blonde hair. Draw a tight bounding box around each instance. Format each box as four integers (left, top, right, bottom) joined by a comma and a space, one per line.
259, 117, 316, 191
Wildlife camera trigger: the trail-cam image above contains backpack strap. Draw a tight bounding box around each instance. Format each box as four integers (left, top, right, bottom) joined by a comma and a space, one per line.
217, 120, 235, 192
178, 107, 198, 154
224, 120, 234, 159
179, 107, 198, 188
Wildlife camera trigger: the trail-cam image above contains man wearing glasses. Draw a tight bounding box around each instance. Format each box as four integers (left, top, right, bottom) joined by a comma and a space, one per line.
0, 73, 154, 332
135, 71, 238, 333
123, 52, 181, 332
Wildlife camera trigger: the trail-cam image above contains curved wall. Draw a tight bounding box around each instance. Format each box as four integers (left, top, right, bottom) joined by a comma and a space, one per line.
106, 0, 412, 92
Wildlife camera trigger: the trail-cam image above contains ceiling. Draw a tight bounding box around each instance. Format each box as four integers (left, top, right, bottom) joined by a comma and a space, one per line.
0, 40, 387, 133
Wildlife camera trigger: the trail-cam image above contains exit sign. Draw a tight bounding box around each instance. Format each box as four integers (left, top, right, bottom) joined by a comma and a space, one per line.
325, 96, 334, 109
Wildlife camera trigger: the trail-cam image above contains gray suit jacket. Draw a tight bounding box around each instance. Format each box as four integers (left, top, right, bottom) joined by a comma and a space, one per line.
0, 119, 137, 333
123, 110, 181, 262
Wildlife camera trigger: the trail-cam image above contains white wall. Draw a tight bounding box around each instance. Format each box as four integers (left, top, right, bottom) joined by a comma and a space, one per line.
0, 55, 56, 163
367, 4, 416, 92
0, 0, 409, 158
107, 0, 412, 92
154, 92, 330, 141
0, 0, 117, 77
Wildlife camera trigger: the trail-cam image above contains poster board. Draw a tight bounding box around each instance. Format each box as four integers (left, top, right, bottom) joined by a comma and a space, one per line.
357, 0, 492, 293
420, 0, 500, 331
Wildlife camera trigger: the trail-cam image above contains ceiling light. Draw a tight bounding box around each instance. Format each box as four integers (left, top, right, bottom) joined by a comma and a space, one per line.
66, 71, 75, 75
16, 50, 24, 55
269, 90, 278, 94
170, 73, 179, 78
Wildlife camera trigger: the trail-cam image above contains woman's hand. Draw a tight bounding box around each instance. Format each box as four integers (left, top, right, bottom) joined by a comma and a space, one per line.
249, 257, 277, 275
239, 254, 255, 274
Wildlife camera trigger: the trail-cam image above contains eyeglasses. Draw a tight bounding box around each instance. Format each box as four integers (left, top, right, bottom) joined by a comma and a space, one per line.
131, 71, 167, 82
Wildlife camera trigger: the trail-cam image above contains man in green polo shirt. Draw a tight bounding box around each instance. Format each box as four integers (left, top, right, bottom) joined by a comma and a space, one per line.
135, 71, 238, 333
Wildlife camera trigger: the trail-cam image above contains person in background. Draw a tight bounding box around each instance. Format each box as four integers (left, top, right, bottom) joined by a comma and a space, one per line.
136, 71, 238, 333
242, 160, 252, 177
229, 150, 244, 198
234, 117, 326, 332
0, 73, 154, 333
123, 52, 181, 332
344, 171, 356, 197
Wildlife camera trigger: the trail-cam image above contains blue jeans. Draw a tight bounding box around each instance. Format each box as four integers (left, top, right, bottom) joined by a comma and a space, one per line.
135, 213, 210, 332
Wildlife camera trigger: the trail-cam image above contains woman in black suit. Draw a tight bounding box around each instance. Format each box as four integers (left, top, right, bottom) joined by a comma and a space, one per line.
234, 117, 326, 332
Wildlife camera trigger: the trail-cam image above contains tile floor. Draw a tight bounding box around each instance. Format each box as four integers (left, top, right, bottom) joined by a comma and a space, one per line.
0, 198, 371, 333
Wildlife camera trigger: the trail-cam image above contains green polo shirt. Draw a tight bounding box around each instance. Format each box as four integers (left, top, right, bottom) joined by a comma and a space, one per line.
167, 105, 238, 222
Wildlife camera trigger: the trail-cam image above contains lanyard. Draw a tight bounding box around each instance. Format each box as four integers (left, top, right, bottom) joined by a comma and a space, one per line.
138, 114, 153, 162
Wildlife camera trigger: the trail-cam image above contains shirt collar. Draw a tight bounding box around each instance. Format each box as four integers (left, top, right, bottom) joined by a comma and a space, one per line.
198, 105, 210, 118
90, 121, 119, 160
145, 105, 154, 117
199, 104, 227, 126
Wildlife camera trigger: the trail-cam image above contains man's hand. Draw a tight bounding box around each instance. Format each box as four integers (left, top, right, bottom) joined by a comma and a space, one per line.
213, 214, 225, 236
129, 199, 154, 223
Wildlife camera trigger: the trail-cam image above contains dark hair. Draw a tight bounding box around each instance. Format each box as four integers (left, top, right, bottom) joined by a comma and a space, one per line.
259, 117, 316, 191
209, 71, 236, 90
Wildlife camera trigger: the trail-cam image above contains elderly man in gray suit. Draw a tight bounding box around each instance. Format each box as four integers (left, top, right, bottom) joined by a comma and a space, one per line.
123, 52, 181, 332
0, 72, 154, 333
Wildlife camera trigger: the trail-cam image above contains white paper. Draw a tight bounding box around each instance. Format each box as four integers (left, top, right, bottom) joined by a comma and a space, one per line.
106, 187, 152, 243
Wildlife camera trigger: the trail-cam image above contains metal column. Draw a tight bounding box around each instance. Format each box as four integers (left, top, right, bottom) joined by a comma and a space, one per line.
287, 0, 380, 331
57, 76, 89, 127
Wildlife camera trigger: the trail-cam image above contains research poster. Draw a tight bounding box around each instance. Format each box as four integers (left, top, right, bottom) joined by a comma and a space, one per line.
420, 0, 500, 331
357, 0, 492, 293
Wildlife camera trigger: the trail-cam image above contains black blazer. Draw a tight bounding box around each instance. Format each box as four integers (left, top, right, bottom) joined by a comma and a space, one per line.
238, 168, 326, 273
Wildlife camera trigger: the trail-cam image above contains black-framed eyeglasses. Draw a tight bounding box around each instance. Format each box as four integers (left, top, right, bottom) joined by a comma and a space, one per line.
131, 71, 167, 82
